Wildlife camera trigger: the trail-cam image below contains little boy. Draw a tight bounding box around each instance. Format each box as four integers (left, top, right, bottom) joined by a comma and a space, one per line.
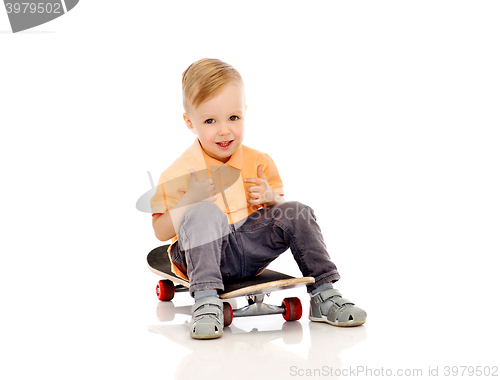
151, 58, 366, 339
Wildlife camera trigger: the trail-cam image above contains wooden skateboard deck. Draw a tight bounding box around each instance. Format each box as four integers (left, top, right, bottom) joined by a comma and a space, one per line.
147, 244, 315, 299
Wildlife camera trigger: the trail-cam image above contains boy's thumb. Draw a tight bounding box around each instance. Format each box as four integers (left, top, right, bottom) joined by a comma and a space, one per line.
257, 164, 266, 179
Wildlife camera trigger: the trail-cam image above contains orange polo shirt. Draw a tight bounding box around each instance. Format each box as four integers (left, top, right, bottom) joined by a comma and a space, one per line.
150, 138, 284, 279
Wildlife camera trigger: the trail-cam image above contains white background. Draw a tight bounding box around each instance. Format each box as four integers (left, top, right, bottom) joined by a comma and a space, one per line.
1, 1, 499, 379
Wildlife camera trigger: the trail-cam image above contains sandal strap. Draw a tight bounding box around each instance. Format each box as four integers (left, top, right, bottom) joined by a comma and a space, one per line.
191, 296, 223, 317
311, 288, 342, 305
193, 304, 222, 318
331, 297, 354, 308
327, 299, 360, 323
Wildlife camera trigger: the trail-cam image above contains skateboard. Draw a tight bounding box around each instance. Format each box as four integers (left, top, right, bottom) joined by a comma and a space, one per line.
147, 244, 315, 326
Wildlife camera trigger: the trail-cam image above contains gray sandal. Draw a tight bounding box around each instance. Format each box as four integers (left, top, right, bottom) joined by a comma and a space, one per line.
309, 288, 367, 327
190, 296, 224, 339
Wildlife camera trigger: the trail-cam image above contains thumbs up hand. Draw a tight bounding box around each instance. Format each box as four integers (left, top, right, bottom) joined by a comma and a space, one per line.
185, 169, 218, 204
244, 164, 284, 210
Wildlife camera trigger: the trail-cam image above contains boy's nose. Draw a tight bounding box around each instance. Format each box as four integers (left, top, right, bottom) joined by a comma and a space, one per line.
217, 123, 231, 136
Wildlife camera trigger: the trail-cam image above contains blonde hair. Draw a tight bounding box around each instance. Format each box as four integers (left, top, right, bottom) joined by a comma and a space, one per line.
182, 58, 243, 112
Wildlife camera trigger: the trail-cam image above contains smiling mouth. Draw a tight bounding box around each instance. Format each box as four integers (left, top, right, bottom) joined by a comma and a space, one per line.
216, 140, 233, 147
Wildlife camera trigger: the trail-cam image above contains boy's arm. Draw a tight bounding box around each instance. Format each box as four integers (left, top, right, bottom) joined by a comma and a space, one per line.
151, 193, 196, 241
152, 212, 175, 242
152, 170, 217, 241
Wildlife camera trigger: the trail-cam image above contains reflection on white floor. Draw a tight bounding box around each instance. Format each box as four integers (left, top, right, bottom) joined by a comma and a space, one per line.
148, 292, 367, 380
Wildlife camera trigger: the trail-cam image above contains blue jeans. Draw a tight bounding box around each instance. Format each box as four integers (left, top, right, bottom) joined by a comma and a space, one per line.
170, 201, 340, 296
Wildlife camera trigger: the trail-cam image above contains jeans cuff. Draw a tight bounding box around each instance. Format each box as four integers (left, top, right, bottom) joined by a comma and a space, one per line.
189, 281, 225, 298
307, 271, 341, 293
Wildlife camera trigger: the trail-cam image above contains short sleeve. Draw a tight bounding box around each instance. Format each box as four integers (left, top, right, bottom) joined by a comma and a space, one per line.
149, 169, 187, 214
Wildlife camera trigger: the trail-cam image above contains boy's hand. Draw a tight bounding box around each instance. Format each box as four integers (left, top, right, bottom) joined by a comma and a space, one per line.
185, 169, 218, 204
244, 164, 284, 209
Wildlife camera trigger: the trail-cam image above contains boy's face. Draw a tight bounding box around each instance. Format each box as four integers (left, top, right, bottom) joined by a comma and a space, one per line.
183, 81, 246, 163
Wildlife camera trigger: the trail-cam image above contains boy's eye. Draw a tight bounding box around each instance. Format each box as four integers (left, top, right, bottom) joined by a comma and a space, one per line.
205, 119, 215, 124
229, 115, 239, 121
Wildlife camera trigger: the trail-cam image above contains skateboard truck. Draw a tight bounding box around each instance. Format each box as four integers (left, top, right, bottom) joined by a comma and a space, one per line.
234, 294, 285, 318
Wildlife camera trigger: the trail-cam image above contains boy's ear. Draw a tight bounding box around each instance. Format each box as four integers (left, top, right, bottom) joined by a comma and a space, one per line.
183, 113, 196, 134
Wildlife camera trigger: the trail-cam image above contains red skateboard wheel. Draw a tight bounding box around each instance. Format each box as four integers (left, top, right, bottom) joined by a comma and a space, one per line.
156, 280, 175, 301
223, 302, 233, 327
282, 297, 302, 321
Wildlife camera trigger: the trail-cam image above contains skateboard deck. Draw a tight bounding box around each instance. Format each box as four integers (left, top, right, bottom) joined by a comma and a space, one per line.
147, 244, 315, 325
147, 244, 315, 299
